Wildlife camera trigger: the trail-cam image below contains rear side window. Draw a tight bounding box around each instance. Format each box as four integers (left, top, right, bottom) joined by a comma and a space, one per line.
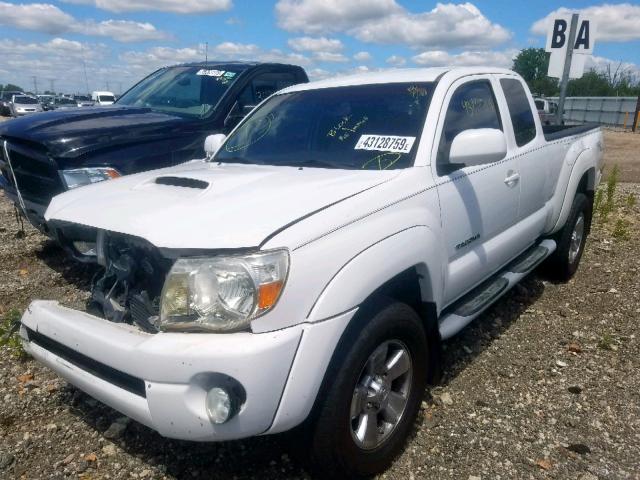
501, 78, 537, 147
437, 80, 502, 165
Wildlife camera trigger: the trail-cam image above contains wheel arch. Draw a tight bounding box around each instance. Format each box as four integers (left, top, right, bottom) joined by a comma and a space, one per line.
551, 150, 597, 234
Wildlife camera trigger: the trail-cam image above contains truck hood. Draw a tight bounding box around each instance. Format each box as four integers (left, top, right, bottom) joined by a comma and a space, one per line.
45, 161, 399, 250
0, 106, 187, 159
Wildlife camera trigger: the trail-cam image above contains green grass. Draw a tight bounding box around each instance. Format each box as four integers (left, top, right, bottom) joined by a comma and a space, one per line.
613, 218, 631, 241
0, 308, 26, 358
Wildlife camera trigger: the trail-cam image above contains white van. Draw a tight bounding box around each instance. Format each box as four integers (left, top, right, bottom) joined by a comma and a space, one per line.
91, 91, 116, 106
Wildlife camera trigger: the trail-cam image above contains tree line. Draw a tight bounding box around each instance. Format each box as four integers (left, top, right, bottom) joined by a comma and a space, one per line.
512, 48, 640, 97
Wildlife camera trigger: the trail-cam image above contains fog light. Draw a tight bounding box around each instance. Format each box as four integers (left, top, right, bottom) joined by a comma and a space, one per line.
206, 387, 232, 424
73, 241, 96, 256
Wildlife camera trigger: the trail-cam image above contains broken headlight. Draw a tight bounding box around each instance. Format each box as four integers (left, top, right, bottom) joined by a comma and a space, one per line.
160, 249, 289, 332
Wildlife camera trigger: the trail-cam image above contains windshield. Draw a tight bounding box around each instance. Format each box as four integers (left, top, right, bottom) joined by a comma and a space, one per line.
58, 98, 77, 105
117, 66, 241, 118
99, 95, 115, 102
215, 82, 434, 170
15, 96, 38, 104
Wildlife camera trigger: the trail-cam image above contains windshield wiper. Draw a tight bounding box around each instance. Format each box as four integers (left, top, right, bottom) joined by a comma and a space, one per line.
215, 156, 265, 165
293, 159, 346, 169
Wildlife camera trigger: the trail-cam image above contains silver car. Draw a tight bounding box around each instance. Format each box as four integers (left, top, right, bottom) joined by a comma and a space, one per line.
10, 95, 43, 116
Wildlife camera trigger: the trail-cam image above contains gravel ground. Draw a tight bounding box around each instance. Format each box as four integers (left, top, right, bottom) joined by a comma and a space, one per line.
1, 150, 639, 479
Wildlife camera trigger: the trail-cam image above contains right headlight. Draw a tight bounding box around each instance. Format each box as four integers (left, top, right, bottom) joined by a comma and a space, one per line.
160, 249, 289, 332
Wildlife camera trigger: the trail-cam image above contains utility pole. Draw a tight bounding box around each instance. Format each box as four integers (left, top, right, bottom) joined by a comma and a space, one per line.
31, 76, 38, 95
556, 13, 579, 125
633, 95, 640, 133
106, 81, 110, 92
48, 78, 55, 94
205, 42, 208, 63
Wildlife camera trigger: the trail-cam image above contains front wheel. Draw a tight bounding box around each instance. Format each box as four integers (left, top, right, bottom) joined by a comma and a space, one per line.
543, 192, 591, 281
306, 300, 428, 478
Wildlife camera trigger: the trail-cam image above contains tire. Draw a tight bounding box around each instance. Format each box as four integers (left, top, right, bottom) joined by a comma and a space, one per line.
543, 192, 591, 281
306, 299, 428, 479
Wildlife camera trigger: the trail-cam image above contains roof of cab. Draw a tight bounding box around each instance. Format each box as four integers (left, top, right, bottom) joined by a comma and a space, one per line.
170, 60, 302, 70
281, 66, 518, 93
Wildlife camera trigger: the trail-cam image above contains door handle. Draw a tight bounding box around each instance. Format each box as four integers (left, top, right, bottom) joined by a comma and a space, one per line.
504, 171, 520, 186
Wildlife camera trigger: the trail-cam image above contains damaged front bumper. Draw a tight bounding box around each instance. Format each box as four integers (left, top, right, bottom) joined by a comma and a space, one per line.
20, 300, 303, 441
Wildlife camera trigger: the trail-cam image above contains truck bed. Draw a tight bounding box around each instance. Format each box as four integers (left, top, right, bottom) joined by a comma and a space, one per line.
542, 123, 600, 142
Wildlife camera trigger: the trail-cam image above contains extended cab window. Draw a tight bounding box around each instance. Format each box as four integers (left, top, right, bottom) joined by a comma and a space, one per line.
501, 78, 537, 147
216, 82, 434, 170
437, 80, 502, 166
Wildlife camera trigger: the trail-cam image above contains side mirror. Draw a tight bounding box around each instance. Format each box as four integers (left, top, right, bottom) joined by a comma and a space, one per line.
449, 128, 507, 167
204, 133, 226, 159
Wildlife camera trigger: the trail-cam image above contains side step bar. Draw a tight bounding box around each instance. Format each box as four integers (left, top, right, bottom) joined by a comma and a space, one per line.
438, 239, 556, 340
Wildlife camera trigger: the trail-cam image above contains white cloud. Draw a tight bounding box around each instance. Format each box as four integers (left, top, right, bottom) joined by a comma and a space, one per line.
120, 46, 201, 72
386, 55, 406, 66
84, 20, 168, 42
307, 68, 331, 80
225, 16, 243, 25
276, 1, 511, 48
353, 51, 372, 62
213, 41, 261, 56
313, 51, 349, 63
587, 55, 640, 80
276, 0, 400, 34
411, 49, 516, 68
119, 42, 312, 77
0, 37, 100, 59
288, 36, 343, 52
0, 2, 75, 34
62, 0, 232, 14
353, 3, 511, 48
531, 4, 640, 42
0, 2, 167, 42
209, 41, 312, 65
0, 38, 128, 93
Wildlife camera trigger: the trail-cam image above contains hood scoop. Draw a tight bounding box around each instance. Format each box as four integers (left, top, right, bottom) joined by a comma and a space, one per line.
155, 176, 209, 189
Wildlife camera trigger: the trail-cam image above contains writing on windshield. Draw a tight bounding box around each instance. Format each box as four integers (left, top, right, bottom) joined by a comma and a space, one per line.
215, 82, 434, 170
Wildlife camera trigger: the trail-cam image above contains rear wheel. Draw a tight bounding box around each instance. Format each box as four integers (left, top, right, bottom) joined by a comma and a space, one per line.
306, 300, 428, 478
543, 192, 591, 281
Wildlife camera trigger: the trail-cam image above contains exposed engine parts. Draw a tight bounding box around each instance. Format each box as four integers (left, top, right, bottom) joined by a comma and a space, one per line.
88, 231, 170, 333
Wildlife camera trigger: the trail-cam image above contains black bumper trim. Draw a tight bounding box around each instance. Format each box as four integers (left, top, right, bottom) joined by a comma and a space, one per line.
25, 326, 147, 398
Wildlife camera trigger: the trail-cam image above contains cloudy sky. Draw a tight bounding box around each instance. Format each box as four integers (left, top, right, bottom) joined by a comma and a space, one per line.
1, 0, 639, 94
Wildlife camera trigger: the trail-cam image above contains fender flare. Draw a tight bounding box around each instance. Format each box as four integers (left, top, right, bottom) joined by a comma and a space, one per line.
550, 148, 596, 234
307, 225, 444, 322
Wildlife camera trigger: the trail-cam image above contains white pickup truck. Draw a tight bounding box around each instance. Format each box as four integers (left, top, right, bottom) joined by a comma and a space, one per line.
20, 67, 603, 478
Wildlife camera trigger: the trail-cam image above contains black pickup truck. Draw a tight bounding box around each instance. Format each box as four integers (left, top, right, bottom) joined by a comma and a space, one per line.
0, 61, 308, 232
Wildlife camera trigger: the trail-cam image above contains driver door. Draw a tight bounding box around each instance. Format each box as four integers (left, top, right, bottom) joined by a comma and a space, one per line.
433, 76, 521, 306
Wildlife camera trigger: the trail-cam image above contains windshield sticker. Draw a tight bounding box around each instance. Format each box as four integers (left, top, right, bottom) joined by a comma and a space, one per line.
327, 115, 368, 141
362, 152, 402, 170
197, 69, 225, 77
355, 134, 416, 154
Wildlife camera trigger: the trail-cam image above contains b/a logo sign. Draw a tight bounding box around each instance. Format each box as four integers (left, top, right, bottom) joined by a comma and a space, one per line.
545, 15, 596, 79
549, 18, 592, 53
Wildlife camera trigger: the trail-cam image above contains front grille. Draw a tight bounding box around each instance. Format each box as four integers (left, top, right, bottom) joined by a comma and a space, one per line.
25, 327, 147, 397
2, 140, 63, 205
